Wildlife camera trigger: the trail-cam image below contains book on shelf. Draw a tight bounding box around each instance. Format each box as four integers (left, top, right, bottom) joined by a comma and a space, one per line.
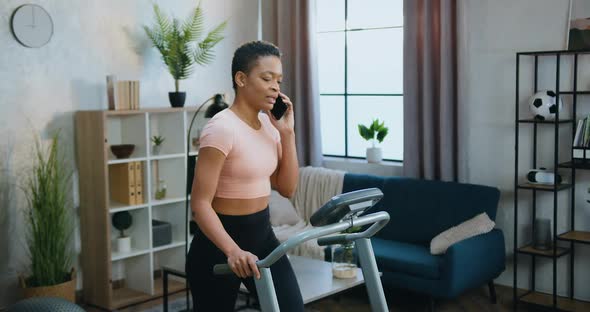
109, 161, 144, 205
106, 75, 141, 110
573, 115, 590, 148
134, 161, 143, 204
573, 119, 584, 147
573, 149, 590, 160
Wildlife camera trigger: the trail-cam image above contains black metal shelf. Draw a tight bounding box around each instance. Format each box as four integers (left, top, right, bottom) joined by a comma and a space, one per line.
518, 49, 590, 56
518, 290, 590, 311
518, 119, 573, 124
559, 91, 590, 95
559, 160, 590, 170
557, 231, 590, 245
514, 49, 587, 311
517, 183, 572, 191
517, 245, 570, 258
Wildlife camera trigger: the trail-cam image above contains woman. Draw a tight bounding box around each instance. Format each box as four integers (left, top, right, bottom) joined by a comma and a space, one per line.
186, 41, 304, 312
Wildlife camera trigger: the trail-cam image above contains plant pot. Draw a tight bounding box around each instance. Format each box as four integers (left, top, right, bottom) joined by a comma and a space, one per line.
152, 145, 162, 156
366, 147, 382, 163
116, 236, 131, 253
168, 92, 186, 108
20, 268, 76, 303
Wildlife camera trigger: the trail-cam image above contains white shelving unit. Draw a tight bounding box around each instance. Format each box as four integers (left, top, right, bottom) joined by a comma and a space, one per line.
76, 107, 202, 310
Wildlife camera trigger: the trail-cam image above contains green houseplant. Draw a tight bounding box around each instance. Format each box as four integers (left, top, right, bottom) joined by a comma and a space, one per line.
19, 132, 75, 302
143, 2, 227, 107
151, 135, 165, 155
112, 211, 133, 253
358, 118, 389, 163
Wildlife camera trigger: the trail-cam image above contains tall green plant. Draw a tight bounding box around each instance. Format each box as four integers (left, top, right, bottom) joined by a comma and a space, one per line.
358, 118, 389, 148
143, 2, 227, 92
22, 132, 73, 287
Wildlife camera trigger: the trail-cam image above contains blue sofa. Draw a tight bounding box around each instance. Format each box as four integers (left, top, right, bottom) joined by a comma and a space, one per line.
341, 173, 505, 309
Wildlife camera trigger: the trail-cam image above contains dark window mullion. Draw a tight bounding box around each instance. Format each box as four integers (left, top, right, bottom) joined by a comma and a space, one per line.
344, 0, 349, 158
320, 93, 404, 96
318, 25, 402, 34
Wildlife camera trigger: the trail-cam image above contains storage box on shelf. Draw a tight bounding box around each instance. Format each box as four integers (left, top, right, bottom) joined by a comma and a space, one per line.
152, 201, 185, 251
75, 107, 200, 310
514, 49, 590, 312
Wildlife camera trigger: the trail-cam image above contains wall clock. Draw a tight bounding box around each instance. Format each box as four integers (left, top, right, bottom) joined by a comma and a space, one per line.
10, 4, 54, 48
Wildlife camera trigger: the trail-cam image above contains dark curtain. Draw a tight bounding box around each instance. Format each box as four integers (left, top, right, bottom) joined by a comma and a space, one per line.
263, 0, 323, 167
403, 0, 459, 181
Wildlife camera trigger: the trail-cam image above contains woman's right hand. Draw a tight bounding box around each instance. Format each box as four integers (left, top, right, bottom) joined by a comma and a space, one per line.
226, 248, 261, 279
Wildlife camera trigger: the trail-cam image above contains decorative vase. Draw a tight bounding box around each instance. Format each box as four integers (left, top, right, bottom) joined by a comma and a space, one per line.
533, 218, 552, 250
155, 179, 167, 200
168, 92, 186, 108
116, 236, 131, 253
332, 242, 357, 279
366, 147, 383, 163
20, 269, 76, 302
152, 145, 161, 155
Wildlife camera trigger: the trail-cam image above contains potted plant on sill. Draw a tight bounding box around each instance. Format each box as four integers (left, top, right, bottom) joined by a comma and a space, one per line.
143, 2, 227, 108
151, 135, 165, 155
19, 132, 76, 302
358, 118, 389, 163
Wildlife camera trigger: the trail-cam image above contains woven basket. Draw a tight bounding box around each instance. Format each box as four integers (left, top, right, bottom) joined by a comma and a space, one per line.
20, 268, 76, 303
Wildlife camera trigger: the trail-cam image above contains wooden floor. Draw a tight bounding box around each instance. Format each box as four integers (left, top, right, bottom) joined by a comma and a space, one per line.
307, 284, 514, 312
83, 284, 525, 312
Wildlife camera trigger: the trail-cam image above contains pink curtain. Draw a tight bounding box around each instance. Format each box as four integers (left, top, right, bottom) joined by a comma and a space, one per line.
403, 0, 459, 181
262, 0, 323, 167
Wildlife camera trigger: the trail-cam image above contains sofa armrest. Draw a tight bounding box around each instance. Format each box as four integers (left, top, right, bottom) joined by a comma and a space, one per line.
441, 229, 505, 297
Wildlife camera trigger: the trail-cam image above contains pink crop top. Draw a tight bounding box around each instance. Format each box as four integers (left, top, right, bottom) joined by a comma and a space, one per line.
199, 108, 281, 199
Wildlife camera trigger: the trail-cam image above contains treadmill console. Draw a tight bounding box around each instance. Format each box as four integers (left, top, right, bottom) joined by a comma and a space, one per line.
310, 188, 383, 227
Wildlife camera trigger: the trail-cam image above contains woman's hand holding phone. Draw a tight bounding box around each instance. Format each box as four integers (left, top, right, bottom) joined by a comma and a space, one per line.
267, 93, 294, 133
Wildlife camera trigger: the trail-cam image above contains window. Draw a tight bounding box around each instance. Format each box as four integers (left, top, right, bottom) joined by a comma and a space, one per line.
316, 0, 403, 161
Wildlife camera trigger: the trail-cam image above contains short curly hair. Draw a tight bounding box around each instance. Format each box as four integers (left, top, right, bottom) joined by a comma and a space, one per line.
231, 41, 281, 90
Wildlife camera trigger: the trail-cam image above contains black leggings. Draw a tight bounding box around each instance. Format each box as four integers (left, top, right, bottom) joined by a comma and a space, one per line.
186, 207, 304, 312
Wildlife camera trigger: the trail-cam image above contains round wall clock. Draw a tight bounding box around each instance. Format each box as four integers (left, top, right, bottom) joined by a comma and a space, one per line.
10, 4, 54, 48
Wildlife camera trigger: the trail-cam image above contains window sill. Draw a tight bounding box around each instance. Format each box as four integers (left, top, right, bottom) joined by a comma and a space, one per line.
322, 156, 403, 177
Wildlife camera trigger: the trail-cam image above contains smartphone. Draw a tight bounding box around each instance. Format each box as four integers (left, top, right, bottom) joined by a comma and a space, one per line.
270, 96, 288, 120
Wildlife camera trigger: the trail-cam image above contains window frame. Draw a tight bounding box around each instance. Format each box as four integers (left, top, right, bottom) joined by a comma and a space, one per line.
317, 0, 403, 162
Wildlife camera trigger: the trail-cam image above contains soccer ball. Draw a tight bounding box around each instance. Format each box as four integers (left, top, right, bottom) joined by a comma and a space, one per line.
529, 90, 563, 120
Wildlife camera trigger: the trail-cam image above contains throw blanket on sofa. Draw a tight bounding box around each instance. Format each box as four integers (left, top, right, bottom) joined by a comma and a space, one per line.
291, 166, 345, 221
272, 166, 344, 260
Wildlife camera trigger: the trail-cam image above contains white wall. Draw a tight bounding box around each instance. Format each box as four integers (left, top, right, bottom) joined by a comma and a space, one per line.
0, 0, 258, 308
459, 0, 590, 301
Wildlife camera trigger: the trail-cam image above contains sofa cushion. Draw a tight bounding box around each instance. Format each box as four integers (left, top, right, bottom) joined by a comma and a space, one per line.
269, 190, 301, 226
372, 237, 442, 280
430, 212, 495, 255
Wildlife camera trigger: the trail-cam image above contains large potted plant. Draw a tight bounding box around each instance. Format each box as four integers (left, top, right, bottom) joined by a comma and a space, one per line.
358, 118, 389, 163
143, 3, 227, 107
19, 132, 75, 302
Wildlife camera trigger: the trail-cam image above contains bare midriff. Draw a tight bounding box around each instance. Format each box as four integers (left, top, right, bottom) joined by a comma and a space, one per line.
212, 196, 270, 216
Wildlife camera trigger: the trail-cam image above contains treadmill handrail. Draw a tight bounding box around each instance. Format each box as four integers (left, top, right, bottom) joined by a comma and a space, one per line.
213, 211, 390, 275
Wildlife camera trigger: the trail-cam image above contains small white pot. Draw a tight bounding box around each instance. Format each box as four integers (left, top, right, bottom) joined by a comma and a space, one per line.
152, 145, 161, 155
117, 236, 131, 253
366, 147, 382, 163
